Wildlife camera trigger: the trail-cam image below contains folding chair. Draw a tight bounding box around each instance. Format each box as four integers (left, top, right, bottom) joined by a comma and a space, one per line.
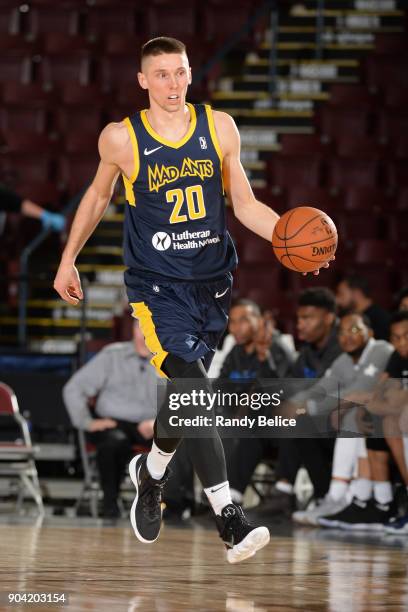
75, 427, 150, 518
0, 382, 43, 514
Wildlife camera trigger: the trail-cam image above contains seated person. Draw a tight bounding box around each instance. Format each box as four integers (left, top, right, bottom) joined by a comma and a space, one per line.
63, 320, 159, 518
218, 299, 296, 507
287, 312, 393, 524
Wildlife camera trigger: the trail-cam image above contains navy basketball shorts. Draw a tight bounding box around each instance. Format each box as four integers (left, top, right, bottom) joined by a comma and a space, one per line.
125, 269, 233, 377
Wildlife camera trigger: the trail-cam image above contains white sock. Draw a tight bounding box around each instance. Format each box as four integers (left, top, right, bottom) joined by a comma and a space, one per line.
332, 437, 360, 480
328, 479, 348, 501
146, 441, 175, 480
204, 481, 232, 516
275, 480, 293, 495
373, 481, 393, 505
349, 478, 372, 501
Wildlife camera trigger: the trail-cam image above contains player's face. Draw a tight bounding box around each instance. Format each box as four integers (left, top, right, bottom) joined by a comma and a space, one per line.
336, 281, 355, 312
390, 321, 408, 359
296, 306, 333, 344
399, 296, 408, 312
228, 306, 259, 346
138, 53, 192, 113
338, 314, 370, 354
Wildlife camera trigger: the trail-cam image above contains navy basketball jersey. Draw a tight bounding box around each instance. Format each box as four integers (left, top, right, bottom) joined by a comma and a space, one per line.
121, 103, 237, 281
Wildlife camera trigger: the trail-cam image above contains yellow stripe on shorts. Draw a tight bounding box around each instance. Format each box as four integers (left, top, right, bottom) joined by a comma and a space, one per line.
130, 302, 169, 378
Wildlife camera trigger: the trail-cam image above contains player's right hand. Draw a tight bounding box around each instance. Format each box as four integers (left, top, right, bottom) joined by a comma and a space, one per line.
53, 262, 83, 305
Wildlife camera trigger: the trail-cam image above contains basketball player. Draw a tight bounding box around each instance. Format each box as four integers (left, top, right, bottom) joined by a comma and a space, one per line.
54, 37, 327, 563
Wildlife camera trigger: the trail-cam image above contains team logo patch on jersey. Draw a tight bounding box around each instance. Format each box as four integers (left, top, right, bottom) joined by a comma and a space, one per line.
152, 231, 171, 251
148, 158, 214, 192
199, 137, 207, 150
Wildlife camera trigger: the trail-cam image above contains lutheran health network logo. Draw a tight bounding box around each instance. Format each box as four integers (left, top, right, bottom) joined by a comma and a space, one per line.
152, 229, 220, 251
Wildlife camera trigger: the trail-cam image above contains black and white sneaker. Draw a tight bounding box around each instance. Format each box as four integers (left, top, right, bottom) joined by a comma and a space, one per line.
318, 497, 392, 531
215, 503, 270, 564
129, 454, 170, 544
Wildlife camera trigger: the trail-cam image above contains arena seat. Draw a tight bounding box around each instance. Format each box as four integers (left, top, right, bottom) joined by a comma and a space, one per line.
286, 187, 339, 212
100, 56, 140, 89
1, 82, 56, 105
365, 56, 408, 92
267, 155, 323, 192
43, 32, 96, 54
386, 161, 408, 191
40, 54, 92, 87
327, 158, 380, 190
86, 6, 138, 36
0, 53, 31, 83
0, 106, 48, 133
55, 107, 104, 134
28, 5, 81, 36
335, 135, 383, 159
1, 153, 54, 183
64, 131, 98, 154
240, 234, 274, 266
354, 239, 394, 266
383, 86, 408, 110
234, 267, 282, 304
374, 33, 408, 56
18, 181, 61, 206
105, 33, 144, 56
317, 107, 372, 141
59, 154, 99, 193
279, 134, 332, 156
60, 83, 105, 106
328, 84, 379, 109
202, 1, 253, 45
343, 187, 390, 213
146, 5, 197, 40
2, 131, 58, 154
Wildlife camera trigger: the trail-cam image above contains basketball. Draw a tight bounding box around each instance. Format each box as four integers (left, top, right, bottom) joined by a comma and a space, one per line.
272, 206, 338, 273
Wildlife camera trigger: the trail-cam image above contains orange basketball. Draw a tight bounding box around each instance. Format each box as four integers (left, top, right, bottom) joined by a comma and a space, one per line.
272, 206, 338, 273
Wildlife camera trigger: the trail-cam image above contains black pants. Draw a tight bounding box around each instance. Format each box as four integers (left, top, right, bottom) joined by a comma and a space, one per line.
88, 420, 151, 509
275, 414, 336, 499
228, 437, 277, 494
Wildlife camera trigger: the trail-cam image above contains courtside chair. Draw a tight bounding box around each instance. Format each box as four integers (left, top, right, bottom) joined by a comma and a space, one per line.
0, 382, 44, 514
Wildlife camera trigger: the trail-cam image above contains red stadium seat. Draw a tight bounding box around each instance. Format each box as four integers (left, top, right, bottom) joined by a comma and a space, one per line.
28, 6, 81, 35
55, 107, 104, 134
87, 6, 137, 36
64, 132, 98, 154
43, 33, 96, 54
146, 5, 197, 39
1, 82, 56, 105
105, 33, 144, 56
286, 187, 339, 213
0, 106, 48, 133
0, 153, 54, 183
317, 107, 371, 141
202, 1, 253, 45
40, 54, 92, 87
234, 267, 282, 306
396, 188, 408, 211
328, 84, 379, 109
240, 234, 274, 266
115, 84, 149, 110
267, 155, 323, 192
18, 182, 61, 206
60, 83, 105, 106
377, 111, 408, 145
59, 154, 99, 193
100, 56, 140, 89
279, 134, 332, 155
365, 56, 408, 92
354, 240, 394, 266
2, 131, 59, 154
386, 161, 408, 191
0, 53, 31, 83
327, 158, 380, 190
343, 187, 389, 213
0, 6, 21, 35
374, 33, 408, 56
383, 87, 408, 110
335, 136, 384, 159
388, 212, 408, 248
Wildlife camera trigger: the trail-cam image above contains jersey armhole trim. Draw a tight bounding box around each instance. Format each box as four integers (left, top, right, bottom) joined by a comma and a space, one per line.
123, 117, 140, 183
204, 105, 223, 164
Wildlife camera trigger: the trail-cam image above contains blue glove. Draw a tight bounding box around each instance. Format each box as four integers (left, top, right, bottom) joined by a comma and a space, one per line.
40, 210, 66, 232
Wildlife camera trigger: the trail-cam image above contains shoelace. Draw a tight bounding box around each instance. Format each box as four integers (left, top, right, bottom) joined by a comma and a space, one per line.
220, 507, 252, 542
141, 477, 168, 521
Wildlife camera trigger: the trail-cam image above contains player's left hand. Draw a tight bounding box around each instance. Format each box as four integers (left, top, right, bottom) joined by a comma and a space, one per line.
302, 256, 335, 276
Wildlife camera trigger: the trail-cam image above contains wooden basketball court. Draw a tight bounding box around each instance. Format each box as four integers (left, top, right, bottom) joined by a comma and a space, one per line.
1, 518, 408, 611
